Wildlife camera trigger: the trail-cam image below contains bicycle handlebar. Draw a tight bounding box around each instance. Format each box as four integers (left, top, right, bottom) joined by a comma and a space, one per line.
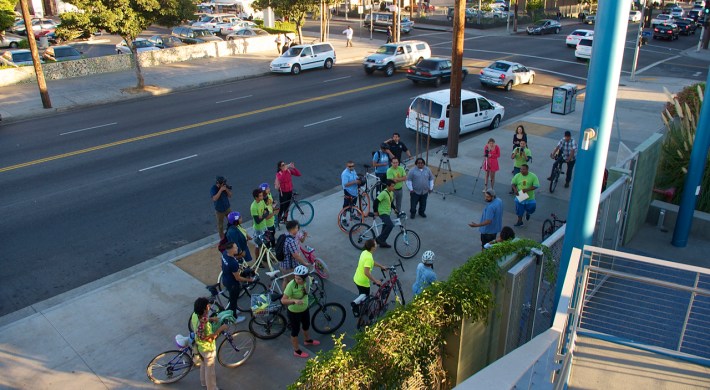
380, 258, 405, 277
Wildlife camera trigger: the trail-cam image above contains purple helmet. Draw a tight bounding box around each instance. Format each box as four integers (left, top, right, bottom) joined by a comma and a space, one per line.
227, 211, 241, 225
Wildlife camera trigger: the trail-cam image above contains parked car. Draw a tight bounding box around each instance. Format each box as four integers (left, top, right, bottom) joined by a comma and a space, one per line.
219, 20, 257, 35
405, 89, 504, 139
269, 42, 336, 75
406, 57, 468, 87
526, 19, 561, 35
13, 18, 58, 35
171, 26, 224, 44
566, 29, 594, 47
42, 45, 82, 62
191, 13, 238, 33
575, 37, 593, 61
584, 14, 596, 24
651, 14, 674, 26
479, 60, 535, 91
363, 40, 431, 77
226, 27, 270, 40
1, 49, 39, 66
674, 18, 698, 35
629, 11, 642, 23
447, 7, 478, 23
653, 23, 680, 40
364, 12, 414, 34
115, 38, 161, 54
147, 35, 186, 49
0, 33, 23, 48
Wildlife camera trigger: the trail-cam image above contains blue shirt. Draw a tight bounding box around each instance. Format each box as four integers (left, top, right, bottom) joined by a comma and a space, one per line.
225, 225, 252, 261
341, 168, 358, 197
412, 263, 437, 296
220, 251, 242, 287
373, 151, 390, 174
211, 185, 230, 212
480, 197, 503, 234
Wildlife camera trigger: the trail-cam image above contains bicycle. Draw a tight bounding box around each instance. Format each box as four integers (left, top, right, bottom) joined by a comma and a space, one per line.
299, 241, 330, 279
352, 258, 406, 330
248, 270, 345, 339
362, 164, 386, 204
541, 212, 566, 241
147, 314, 256, 384
548, 153, 566, 193
275, 191, 314, 227
338, 195, 365, 233
348, 212, 421, 259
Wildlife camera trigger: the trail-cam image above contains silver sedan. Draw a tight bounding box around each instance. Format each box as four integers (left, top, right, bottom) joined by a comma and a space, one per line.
479, 60, 535, 91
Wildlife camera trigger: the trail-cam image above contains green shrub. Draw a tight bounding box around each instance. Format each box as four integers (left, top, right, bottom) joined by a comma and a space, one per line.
18, 39, 30, 48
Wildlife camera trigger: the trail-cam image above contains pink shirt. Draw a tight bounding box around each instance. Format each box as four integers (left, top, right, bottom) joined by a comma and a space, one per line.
276, 167, 301, 193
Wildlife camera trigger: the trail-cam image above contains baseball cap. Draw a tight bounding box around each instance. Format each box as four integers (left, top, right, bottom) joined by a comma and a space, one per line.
485, 189, 496, 197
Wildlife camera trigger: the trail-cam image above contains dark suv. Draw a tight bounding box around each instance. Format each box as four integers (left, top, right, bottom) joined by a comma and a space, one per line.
171, 26, 223, 44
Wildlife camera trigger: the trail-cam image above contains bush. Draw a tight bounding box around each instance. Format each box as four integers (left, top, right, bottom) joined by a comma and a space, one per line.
18, 39, 30, 48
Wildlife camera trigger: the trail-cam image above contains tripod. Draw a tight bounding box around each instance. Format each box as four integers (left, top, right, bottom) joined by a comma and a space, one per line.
434, 147, 456, 199
471, 157, 489, 194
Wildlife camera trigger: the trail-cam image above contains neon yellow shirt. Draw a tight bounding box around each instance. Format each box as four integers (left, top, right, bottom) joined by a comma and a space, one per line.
353, 250, 374, 287
190, 313, 216, 353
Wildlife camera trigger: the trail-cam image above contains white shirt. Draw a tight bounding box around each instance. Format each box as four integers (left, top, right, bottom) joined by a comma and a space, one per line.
343, 28, 353, 39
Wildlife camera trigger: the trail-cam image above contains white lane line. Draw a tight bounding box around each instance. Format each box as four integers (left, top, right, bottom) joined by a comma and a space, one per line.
139, 154, 198, 172
694, 71, 702, 77
304, 116, 342, 127
323, 76, 351, 83
60, 122, 117, 136
635, 55, 680, 75
429, 36, 486, 46
528, 67, 587, 81
216, 95, 252, 104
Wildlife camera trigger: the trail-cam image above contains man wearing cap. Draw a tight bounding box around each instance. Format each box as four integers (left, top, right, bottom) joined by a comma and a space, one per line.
468, 189, 503, 250
373, 143, 391, 183
211, 176, 232, 239
384, 132, 412, 163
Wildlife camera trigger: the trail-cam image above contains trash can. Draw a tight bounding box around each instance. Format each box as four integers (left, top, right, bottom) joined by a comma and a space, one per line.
551, 83, 577, 115
39, 36, 49, 49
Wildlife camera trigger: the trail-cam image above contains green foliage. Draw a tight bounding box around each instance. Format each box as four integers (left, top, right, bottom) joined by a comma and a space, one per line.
291, 239, 548, 389
0, 0, 15, 34
17, 38, 29, 48
526, 0, 544, 19
251, 0, 319, 43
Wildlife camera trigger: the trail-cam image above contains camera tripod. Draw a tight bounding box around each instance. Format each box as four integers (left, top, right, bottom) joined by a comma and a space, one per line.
434, 147, 456, 199
472, 156, 489, 194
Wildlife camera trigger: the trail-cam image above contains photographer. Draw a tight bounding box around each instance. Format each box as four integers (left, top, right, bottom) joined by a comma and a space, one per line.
210, 176, 233, 239
510, 140, 532, 194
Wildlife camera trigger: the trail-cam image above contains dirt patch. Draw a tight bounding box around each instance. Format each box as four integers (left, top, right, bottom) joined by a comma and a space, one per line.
505, 120, 557, 136
174, 242, 257, 286
120, 85, 170, 95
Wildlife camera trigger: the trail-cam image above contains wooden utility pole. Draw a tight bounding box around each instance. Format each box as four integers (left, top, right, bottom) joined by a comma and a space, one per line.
19, 0, 51, 108
447, 0, 465, 157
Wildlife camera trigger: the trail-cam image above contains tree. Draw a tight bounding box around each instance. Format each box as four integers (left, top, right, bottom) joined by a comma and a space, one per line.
0, 0, 17, 39
252, 0, 320, 44
57, 0, 195, 89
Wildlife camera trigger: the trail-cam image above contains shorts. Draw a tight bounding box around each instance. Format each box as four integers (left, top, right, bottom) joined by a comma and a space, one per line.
287, 308, 310, 337
514, 199, 537, 216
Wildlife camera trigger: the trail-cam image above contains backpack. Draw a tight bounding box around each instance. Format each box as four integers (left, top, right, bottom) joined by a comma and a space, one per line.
275, 234, 288, 262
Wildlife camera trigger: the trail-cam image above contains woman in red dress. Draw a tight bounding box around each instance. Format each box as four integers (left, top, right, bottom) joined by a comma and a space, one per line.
483, 138, 500, 192
274, 161, 302, 224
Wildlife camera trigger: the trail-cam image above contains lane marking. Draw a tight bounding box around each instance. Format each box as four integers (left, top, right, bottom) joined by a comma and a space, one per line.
323, 76, 351, 83
139, 154, 198, 172
60, 122, 118, 136
635, 55, 680, 75
216, 95, 252, 104
528, 67, 587, 81
0, 79, 404, 174
304, 116, 342, 127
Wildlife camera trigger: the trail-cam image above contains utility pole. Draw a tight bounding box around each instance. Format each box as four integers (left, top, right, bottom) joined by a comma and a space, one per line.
19, 0, 51, 109
447, 0, 465, 158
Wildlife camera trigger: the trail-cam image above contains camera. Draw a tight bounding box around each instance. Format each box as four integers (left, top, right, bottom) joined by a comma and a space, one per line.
225, 184, 233, 190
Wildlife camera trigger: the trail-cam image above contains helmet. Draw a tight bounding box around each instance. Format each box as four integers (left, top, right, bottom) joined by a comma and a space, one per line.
294, 265, 309, 276
259, 182, 269, 191
227, 211, 241, 225
421, 250, 435, 264
380, 142, 390, 150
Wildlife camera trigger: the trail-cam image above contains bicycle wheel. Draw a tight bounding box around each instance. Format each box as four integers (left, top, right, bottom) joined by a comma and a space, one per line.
313, 257, 330, 279
308, 273, 326, 308
291, 200, 314, 226
394, 280, 406, 306
217, 330, 256, 368
337, 206, 364, 233
312, 303, 346, 334
349, 223, 374, 250
394, 229, 420, 259
249, 312, 287, 339
236, 281, 267, 313
542, 219, 555, 241
359, 192, 371, 215
549, 166, 559, 193
356, 298, 377, 330
146, 350, 193, 384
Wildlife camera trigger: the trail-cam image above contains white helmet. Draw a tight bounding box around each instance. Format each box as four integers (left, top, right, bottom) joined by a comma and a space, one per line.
294, 265, 309, 276
421, 250, 435, 264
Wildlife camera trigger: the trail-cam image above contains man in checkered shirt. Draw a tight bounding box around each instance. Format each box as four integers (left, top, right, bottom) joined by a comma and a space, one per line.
280, 220, 309, 290
548, 130, 578, 188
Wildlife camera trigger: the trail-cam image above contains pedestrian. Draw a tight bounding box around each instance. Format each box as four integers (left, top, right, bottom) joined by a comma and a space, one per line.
386, 26, 393, 43
386, 158, 406, 212
340, 161, 361, 224
512, 125, 527, 150
483, 226, 516, 249
510, 140, 532, 192
548, 130, 578, 188
511, 164, 539, 227
281, 265, 320, 358
218, 242, 250, 323
483, 138, 500, 192
406, 158, 434, 219
556, 11, 562, 21
384, 132, 412, 162
342, 25, 354, 47
280, 220, 310, 290
373, 143, 391, 183
210, 175, 232, 239
190, 297, 230, 390
251, 188, 274, 259
225, 211, 252, 264
468, 189, 503, 249
274, 161, 301, 225
412, 250, 437, 296
353, 239, 386, 296
275, 33, 285, 55
261, 183, 277, 246
282, 34, 292, 54
375, 180, 398, 248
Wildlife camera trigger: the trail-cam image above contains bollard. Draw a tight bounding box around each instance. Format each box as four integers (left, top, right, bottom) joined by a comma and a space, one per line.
658, 209, 668, 232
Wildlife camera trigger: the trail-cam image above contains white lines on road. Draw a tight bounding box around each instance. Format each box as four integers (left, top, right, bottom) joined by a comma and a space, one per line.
139, 154, 198, 172
528, 67, 587, 81
429, 36, 486, 46
635, 55, 680, 75
215, 95, 252, 104
694, 71, 702, 77
304, 116, 342, 127
323, 76, 351, 83
60, 122, 117, 136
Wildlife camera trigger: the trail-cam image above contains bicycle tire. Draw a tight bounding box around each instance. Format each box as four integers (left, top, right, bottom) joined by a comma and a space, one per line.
217, 330, 256, 368
146, 350, 193, 384
236, 281, 267, 313
187, 301, 224, 332
311, 302, 346, 334
337, 206, 364, 233
359, 192, 371, 215
394, 229, 420, 259
542, 219, 555, 241
356, 298, 378, 330
313, 257, 330, 279
291, 200, 314, 226
349, 223, 374, 250
549, 166, 559, 193
249, 312, 287, 339
394, 280, 406, 306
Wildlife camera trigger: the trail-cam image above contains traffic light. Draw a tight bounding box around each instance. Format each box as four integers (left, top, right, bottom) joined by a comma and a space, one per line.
705, 0, 710, 15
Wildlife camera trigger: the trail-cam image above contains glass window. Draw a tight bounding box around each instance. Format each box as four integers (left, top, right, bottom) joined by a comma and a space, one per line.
411, 98, 443, 118
301, 47, 313, 56
478, 98, 493, 111
405, 45, 412, 53
462, 99, 478, 114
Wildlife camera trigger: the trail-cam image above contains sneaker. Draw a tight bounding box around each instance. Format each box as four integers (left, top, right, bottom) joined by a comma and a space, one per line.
514, 221, 524, 227
546, 177, 552, 181
564, 182, 570, 188
508, 191, 515, 195
235, 315, 246, 324
294, 350, 309, 358
410, 213, 416, 219
305, 339, 321, 346
419, 213, 427, 218
378, 241, 392, 248
526, 213, 531, 221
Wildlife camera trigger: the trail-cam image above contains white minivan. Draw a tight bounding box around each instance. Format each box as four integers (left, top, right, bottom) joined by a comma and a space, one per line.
405, 89, 505, 139
269, 42, 336, 75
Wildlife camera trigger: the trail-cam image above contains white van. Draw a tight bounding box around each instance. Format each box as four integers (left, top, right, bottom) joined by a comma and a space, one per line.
269, 42, 336, 75
405, 89, 505, 139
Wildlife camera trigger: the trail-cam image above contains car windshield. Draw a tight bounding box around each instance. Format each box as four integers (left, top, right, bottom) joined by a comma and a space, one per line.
490, 62, 511, 71
56, 47, 78, 56
198, 15, 212, 22
193, 29, 212, 37
533, 21, 547, 27
134, 40, 152, 48
416, 60, 439, 70
571, 31, 585, 36
284, 47, 303, 57
579, 39, 593, 46
411, 97, 443, 118
376, 46, 396, 55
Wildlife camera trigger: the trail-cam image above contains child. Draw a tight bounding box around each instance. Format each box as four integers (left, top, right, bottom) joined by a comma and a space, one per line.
412, 250, 437, 296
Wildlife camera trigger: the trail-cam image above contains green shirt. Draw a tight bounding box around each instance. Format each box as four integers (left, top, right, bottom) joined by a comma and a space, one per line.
511, 172, 540, 200
512, 147, 532, 168
264, 193, 275, 228
377, 189, 394, 215
250, 199, 266, 230
386, 166, 406, 190
353, 250, 374, 287
284, 279, 309, 313
190, 313, 216, 353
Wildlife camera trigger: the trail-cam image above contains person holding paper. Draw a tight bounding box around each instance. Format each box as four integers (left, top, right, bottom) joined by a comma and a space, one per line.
511, 164, 539, 227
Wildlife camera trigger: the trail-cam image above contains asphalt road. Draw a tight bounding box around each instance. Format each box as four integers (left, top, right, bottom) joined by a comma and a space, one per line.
0, 20, 706, 317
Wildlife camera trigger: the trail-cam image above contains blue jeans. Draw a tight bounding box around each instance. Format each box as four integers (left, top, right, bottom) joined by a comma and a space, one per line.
515, 199, 537, 217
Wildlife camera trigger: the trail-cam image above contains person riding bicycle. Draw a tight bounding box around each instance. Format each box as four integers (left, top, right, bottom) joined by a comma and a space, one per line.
375, 179, 399, 249
548, 130, 577, 188
220, 242, 251, 324
190, 297, 230, 390
353, 239, 386, 296
412, 250, 437, 296
281, 265, 320, 358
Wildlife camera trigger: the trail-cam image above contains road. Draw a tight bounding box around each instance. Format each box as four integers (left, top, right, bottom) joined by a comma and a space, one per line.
0, 20, 706, 317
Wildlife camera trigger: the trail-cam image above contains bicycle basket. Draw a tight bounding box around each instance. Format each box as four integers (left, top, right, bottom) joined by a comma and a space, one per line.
251, 293, 281, 318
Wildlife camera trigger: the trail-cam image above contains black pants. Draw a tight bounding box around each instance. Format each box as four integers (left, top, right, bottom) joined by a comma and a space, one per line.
377, 214, 394, 243
480, 233, 497, 249
278, 191, 292, 221
551, 159, 576, 185
356, 284, 370, 296
343, 189, 357, 208
410, 192, 428, 215
287, 308, 310, 337
224, 282, 241, 313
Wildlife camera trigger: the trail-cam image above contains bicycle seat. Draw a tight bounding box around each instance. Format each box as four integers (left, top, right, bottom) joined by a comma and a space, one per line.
367, 212, 375, 218
270, 292, 283, 302
266, 270, 281, 278
397, 212, 407, 219
206, 284, 220, 296
175, 334, 193, 348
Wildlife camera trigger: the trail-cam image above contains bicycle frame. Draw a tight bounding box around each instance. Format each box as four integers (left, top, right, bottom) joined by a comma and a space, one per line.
247, 235, 278, 272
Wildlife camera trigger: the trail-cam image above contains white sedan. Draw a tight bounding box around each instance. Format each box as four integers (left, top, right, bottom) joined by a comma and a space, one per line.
115, 38, 161, 54
651, 14, 674, 26
219, 20, 257, 35
479, 60, 535, 91
0, 33, 23, 48
566, 29, 594, 47
629, 10, 642, 23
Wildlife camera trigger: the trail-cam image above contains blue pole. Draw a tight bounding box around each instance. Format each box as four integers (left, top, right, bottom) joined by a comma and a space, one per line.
671, 69, 710, 247
553, 2, 631, 309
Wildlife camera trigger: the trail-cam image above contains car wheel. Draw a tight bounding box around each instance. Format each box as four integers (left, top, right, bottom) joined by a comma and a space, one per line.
364, 67, 375, 75
505, 81, 513, 91
324, 58, 333, 69
116, 50, 121, 55
412, 80, 419, 84
384, 63, 395, 77
567, 44, 574, 48
555, 27, 560, 34
9, 42, 18, 48
528, 75, 534, 85
434, 77, 442, 87
291, 64, 301, 75
489, 115, 501, 130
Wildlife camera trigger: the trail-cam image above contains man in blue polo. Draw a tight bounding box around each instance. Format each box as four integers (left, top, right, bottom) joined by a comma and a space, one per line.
468, 189, 503, 249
